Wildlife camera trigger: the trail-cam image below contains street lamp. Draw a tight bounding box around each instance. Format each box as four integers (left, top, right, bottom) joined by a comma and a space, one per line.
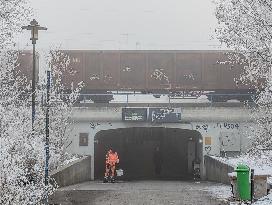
22, 19, 47, 128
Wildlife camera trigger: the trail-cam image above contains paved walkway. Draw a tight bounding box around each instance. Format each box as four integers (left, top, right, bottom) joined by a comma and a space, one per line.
49, 180, 230, 205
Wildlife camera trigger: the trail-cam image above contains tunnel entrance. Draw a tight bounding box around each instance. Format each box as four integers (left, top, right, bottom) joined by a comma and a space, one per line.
94, 127, 202, 180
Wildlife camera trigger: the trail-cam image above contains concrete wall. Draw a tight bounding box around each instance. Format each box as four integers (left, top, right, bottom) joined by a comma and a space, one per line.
71, 104, 253, 123
67, 105, 253, 156
64, 104, 254, 180
191, 122, 253, 156
205, 155, 234, 184
50, 156, 91, 187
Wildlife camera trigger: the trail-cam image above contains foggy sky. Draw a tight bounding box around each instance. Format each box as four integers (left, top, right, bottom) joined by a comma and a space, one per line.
18, 0, 222, 50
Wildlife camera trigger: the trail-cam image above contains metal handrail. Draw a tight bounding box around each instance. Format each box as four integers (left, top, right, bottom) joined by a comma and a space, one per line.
20, 92, 257, 106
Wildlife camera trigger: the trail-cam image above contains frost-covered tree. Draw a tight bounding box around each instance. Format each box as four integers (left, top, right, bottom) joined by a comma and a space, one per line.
214, 0, 272, 151
0, 1, 40, 204
0, 50, 82, 204
0, 0, 32, 49
0, 1, 82, 204
43, 49, 83, 170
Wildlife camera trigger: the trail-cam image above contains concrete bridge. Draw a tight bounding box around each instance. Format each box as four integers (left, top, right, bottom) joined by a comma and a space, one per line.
65, 102, 254, 180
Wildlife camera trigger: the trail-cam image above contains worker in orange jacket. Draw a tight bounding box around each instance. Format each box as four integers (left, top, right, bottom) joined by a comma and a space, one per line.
104, 149, 119, 183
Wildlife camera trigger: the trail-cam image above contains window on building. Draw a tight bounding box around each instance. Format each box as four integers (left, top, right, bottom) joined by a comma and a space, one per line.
79, 133, 89, 146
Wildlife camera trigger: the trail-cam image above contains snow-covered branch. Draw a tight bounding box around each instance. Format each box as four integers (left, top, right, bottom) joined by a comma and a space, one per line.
215, 0, 272, 152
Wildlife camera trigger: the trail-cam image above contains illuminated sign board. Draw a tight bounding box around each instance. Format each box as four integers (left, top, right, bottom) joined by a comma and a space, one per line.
122, 108, 147, 122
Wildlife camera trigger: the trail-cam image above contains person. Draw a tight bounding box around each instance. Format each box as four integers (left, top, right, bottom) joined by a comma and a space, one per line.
104, 149, 119, 183
153, 146, 163, 175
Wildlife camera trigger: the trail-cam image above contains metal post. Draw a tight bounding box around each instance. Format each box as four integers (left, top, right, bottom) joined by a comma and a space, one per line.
251, 169, 254, 203
126, 93, 128, 106
32, 43, 36, 129
44, 70, 50, 205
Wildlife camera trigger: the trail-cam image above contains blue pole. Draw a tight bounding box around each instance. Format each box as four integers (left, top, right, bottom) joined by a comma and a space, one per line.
44, 70, 50, 204
32, 43, 36, 129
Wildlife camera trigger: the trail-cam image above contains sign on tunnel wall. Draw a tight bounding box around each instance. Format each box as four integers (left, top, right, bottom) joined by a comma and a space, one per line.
148, 108, 182, 123
122, 107, 182, 123
122, 108, 147, 121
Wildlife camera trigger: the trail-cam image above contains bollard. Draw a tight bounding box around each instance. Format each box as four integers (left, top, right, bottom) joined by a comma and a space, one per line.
235, 164, 251, 201
251, 169, 254, 203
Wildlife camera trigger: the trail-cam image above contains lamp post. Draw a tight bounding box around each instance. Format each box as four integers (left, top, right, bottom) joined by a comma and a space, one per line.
22, 19, 48, 204
22, 19, 47, 129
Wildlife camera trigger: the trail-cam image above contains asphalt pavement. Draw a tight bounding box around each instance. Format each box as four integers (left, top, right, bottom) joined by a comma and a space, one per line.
49, 180, 230, 205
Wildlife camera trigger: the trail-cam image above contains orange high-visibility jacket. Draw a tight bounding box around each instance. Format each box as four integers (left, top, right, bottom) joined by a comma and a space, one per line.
106, 152, 119, 165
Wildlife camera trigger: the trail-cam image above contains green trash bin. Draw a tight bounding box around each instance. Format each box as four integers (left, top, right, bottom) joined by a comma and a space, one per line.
235, 164, 251, 200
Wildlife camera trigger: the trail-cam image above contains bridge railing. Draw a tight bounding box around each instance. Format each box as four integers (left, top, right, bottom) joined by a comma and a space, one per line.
21, 92, 257, 106
73, 92, 256, 105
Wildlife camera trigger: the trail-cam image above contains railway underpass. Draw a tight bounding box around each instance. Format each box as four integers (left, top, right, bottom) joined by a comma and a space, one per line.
48, 102, 253, 204
67, 102, 253, 181
94, 127, 202, 180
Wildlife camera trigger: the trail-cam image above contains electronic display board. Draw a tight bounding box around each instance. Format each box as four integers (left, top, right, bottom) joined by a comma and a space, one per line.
122, 108, 147, 122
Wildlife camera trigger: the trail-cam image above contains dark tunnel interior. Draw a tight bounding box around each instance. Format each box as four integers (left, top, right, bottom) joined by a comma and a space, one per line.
94, 127, 202, 180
